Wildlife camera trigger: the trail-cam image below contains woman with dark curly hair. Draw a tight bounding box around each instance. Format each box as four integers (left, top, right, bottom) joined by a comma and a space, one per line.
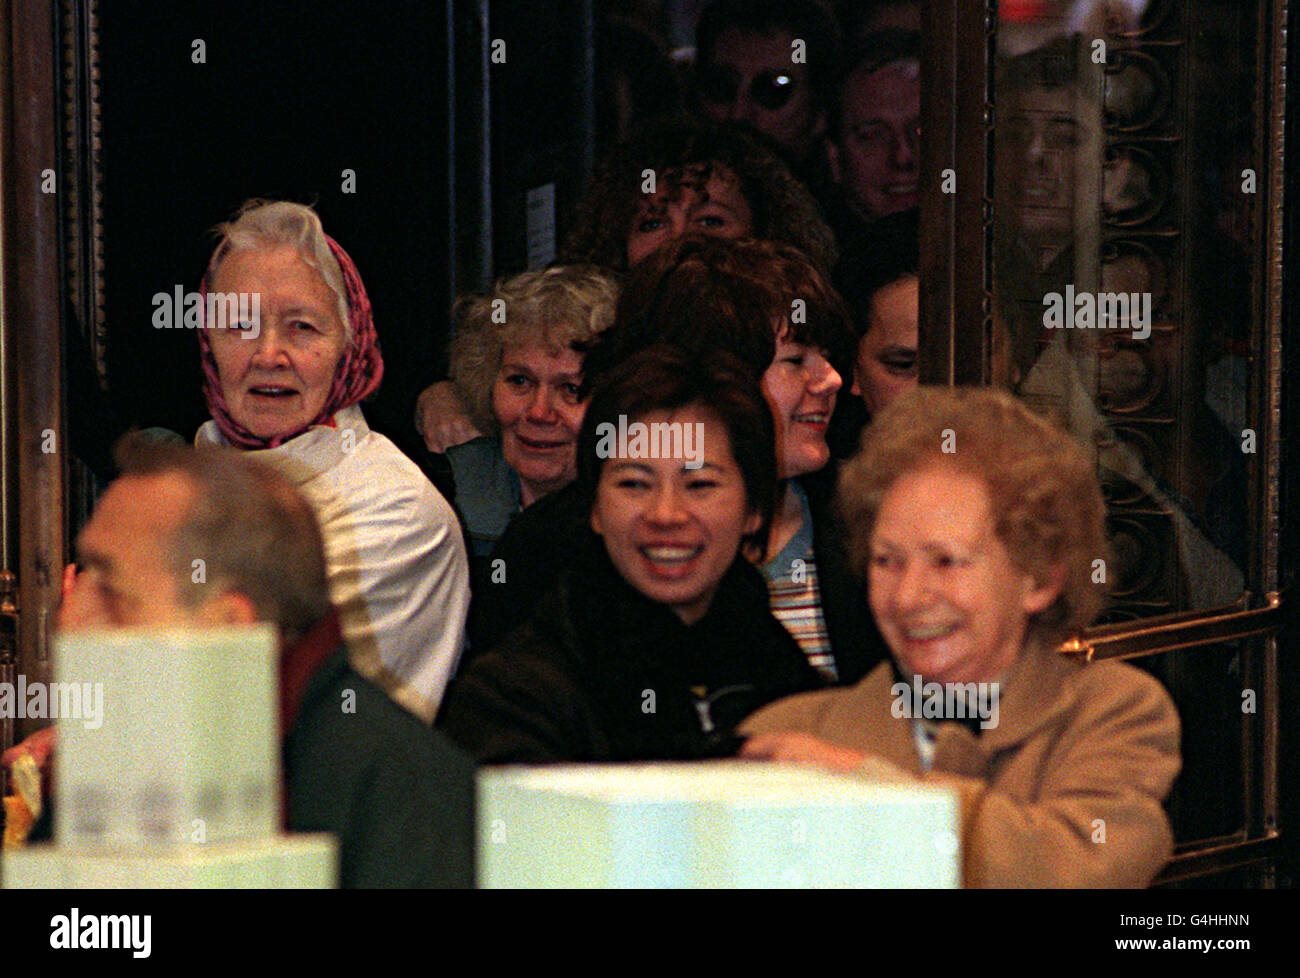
562, 116, 838, 273
415, 118, 838, 455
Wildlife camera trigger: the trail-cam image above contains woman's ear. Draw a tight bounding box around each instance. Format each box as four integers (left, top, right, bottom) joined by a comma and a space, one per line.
743, 507, 763, 538
590, 508, 604, 537
1022, 563, 1067, 616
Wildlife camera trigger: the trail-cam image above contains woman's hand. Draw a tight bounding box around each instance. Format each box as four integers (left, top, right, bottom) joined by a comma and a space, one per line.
415, 381, 483, 454
740, 732, 869, 773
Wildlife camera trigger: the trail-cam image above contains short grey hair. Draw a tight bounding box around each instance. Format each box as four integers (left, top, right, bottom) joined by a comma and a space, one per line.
114, 436, 331, 645
211, 199, 351, 340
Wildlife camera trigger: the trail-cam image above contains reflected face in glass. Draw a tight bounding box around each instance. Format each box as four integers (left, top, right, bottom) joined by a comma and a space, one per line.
698, 29, 825, 161
761, 330, 842, 480
626, 163, 755, 267
591, 408, 760, 625
868, 466, 1057, 685
833, 61, 922, 220
493, 341, 586, 506
208, 246, 348, 439
998, 84, 1092, 245
852, 276, 919, 416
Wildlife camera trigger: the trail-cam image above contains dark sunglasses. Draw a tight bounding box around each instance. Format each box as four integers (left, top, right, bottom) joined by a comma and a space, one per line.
698, 66, 798, 111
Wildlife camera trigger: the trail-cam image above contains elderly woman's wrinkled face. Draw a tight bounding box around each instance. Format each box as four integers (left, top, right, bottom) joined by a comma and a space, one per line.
626, 163, 754, 267
867, 465, 1058, 685
208, 246, 348, 440
493, 341, 586, 505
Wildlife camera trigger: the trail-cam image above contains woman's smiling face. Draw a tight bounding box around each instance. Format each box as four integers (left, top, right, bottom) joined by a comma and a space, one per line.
867, 464, 1059, 684
761, 330, 842, 480
591, 406, 759, 625
207, 246, 347, 439
493, 340, 587, 505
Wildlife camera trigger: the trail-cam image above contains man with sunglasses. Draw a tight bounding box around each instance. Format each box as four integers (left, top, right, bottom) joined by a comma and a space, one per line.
694, 0, 840, 178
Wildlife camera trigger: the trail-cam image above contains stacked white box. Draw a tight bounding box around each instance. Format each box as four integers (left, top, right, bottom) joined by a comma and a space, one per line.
54, 626, 280, 849
4, 836, 336, 888
479, 761, 960, 888
3, 625, 336, 889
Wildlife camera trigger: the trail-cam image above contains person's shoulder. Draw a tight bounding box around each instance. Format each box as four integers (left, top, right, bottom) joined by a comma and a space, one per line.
509, 480, 584, 531
287, 653, 476, 887
493, 481, 588, 558
438, 608, 593, 762
292, 654, 473, 777
335, 413, 459, 524
469, 586, 586, 674
740, 664, 886, 737
1068, 656, 1180, 724
446, 437, 517, 538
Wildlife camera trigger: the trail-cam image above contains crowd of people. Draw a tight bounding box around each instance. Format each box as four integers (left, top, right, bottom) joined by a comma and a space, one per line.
2, 0, 1182, 889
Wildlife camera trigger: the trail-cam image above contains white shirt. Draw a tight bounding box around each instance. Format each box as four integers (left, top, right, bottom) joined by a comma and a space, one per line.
197, 405, 470, 721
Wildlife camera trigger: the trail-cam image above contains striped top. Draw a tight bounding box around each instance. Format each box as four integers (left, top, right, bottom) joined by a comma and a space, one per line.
761, 483, 837, 681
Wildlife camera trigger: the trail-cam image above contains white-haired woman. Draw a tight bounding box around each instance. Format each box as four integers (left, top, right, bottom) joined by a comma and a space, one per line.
195, 200, 469, 722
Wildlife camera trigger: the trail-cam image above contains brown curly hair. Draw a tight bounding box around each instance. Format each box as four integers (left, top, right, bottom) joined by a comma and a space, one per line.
837, 386, 1111, 648
561, 117, 838, 273
581, 234, 855, 388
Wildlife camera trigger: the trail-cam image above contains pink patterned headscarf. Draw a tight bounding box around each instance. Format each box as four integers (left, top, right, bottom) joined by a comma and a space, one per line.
197, 235, 384, 449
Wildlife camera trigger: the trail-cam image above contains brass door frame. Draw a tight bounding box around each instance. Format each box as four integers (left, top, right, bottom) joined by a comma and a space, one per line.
920, 0, 1288, 882
0, 0, 68, 767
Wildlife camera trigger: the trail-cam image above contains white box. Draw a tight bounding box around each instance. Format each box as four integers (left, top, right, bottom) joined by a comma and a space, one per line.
54, 626, 279, 849
479, 761, 960, 888
2, 835, 337, 889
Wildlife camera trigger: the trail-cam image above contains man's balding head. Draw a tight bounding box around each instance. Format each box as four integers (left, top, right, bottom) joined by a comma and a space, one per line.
65, 438, 330, 644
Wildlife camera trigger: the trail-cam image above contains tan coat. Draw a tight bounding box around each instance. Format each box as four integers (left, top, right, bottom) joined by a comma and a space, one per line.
741, 647, 1181, 888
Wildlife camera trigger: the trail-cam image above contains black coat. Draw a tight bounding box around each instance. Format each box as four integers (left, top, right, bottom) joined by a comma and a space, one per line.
284, 648, 476, 888
439, 541, 823, 763
467, 468, 888, 684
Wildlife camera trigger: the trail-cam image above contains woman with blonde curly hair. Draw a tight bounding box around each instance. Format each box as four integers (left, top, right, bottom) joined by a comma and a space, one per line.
445, 264, 620, 561
742, 386, 1181, 888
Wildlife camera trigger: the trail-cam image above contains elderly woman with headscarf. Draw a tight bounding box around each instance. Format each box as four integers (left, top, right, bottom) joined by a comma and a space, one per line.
195, 200, 470, 722
741, 387, 1181, 888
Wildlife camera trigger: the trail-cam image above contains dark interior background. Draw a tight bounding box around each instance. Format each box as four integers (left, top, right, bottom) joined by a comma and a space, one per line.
98, 2, 452, 460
